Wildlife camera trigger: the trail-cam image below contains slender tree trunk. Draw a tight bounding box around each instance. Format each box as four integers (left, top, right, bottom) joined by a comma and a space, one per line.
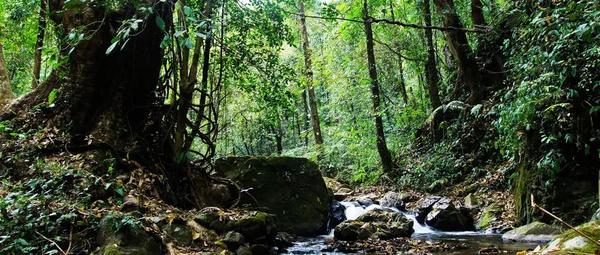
433, 0, 481, 104
395, 43, 409, 105
298, 1, 324, 146
32, 0, 47, 88
301, 89, 310, 146
0, 44, 13, 108
363, 0, 394, 174
471, 0, 486, 27
423, 0, 442, 109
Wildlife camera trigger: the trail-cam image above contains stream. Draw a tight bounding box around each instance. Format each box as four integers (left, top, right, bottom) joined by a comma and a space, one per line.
284, 201, 539, 254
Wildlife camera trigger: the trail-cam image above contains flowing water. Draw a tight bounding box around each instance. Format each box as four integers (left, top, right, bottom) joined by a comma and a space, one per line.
284, 201, 539, 254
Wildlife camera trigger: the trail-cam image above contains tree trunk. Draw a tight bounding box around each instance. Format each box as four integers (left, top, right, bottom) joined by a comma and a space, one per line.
471, 0, 486, 27
32, 0, 47, 88
301, 89, 310, 146
395, 43, 409, 105
363, 0, 394, 174
3, 0, 176, 181
433, 0, 481, 104
423, 0, 442, 109
298, 1, 324, 146
0, 44, 13, 108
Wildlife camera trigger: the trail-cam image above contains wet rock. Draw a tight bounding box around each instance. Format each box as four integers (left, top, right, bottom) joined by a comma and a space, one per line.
425, 199, 475, 231
415, 196, 442, 223
380, 191, 406, 210
357, 196, 375, 207
356, 209, 402, 223
222, 231, 246, 250
97, 214, 162, 255
501, 221, 561, 242
216, 156, 331, 235
371, 220, 414, 240
274, 232, 295, 248
335, 210, 413, 241
334, 221, 370, 241
329, 200, 346, 227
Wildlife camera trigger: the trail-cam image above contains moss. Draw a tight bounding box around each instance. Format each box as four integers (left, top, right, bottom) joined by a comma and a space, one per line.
556, 221, 600, 254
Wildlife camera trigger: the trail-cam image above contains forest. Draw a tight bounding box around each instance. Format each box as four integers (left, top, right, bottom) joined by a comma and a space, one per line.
0, 0, 598, 254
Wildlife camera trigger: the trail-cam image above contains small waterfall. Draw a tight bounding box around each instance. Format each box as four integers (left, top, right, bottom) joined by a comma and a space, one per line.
338, 200, 481, 236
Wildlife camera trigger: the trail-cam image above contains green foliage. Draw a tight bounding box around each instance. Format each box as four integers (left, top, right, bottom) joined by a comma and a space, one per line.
495, 0, 599, 174
398, 142, 461, 192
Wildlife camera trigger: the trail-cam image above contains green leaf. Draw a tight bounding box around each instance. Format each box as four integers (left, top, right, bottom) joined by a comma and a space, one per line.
47, 89, 58, 106
155, 16, 166, 31
106, 41, 118, 55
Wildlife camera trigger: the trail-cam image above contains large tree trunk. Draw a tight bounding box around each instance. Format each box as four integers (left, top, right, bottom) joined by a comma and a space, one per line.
363, 1, 394, 174
423, 0, 442, 109
298, 1, 324, 146
1, 0, 191, 194
0, 44, 13, 108
433, 0, 481, 104
32, 0, 47, 88
471, 0, 486, 27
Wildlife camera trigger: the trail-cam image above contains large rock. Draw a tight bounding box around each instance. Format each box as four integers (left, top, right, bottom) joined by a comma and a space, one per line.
425, 199, 475, 231
216, 156, 331, 236
334, 209, 413, 241
415, 196, 442, 223
501, 221, 562, 242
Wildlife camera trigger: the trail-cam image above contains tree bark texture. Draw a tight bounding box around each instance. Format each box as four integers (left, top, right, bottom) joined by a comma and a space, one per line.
363, 1, 394, 174
0, 44, 13, 108
423, 0, 442, 109
298, 1, 324, 146
433, 0, 481, 104
32, 0, 47, 88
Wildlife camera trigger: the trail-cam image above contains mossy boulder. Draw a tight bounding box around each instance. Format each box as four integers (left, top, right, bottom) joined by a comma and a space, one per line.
534, 221, 600, 254
502, 221, 562, 242
334, 210, 413, 241
226, 212, 277, 243
96, 214, 162, 255
216, 156, 331, 236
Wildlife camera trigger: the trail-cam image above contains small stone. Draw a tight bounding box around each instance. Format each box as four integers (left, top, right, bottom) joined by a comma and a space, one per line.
120, 195, 139, 212
464, 193, 479, 208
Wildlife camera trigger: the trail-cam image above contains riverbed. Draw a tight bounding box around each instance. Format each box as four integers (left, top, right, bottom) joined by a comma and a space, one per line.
283, 201, 539, 254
